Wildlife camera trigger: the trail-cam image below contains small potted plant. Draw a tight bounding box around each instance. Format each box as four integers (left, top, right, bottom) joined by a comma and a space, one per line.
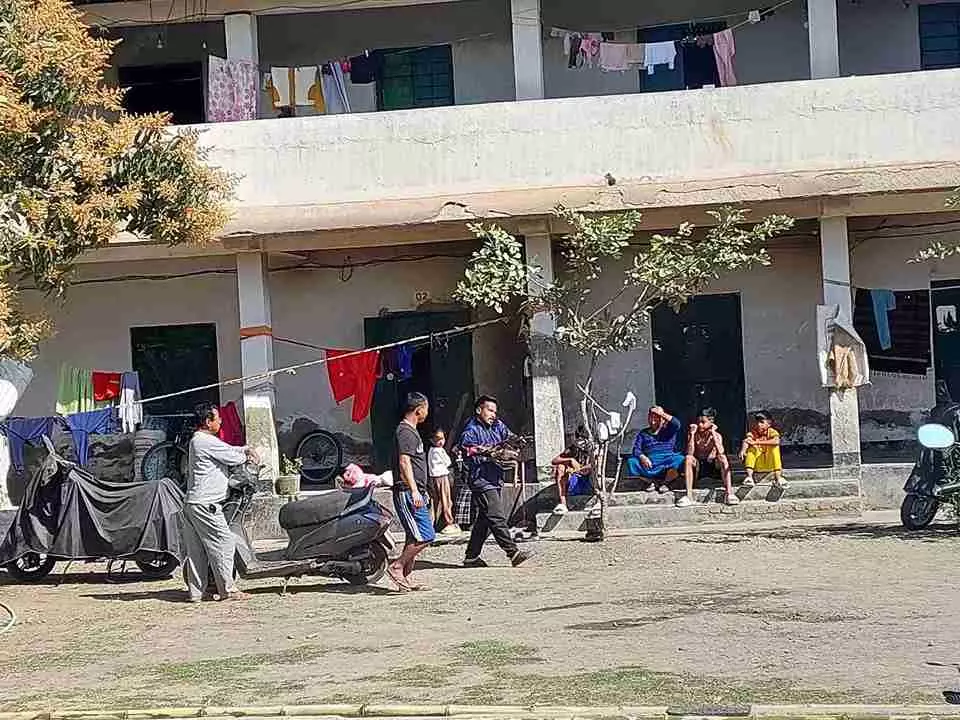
276, 455, 302, 496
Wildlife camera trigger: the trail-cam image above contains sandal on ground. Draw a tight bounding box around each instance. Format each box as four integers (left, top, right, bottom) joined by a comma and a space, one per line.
387, 566, 412, 591
725, 493, 741, 506
222, 591, 252, 601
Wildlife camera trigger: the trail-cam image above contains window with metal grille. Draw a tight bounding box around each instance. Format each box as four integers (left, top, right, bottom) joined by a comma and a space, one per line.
131, 324, 221, 415
919, 3, 960, 70
853, 289, 931, 375
377, 45, 454, 111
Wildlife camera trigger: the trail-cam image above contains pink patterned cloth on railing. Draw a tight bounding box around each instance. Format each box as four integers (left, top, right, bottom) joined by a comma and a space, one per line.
207, 56, 258, 122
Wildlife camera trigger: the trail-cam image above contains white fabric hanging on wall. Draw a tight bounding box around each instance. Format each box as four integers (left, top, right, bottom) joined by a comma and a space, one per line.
0, 358, 33, 509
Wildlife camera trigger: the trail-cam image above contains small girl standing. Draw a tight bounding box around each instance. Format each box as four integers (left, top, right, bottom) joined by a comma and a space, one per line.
428, 429, 461, 535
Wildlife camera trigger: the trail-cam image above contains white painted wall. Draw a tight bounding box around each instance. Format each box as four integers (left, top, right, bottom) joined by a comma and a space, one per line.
18, 258, 243, 419
849, 214, 960, 438
20, 214, 960, 450
558, 213, 960, 446
196, 67, 960, 225
17, 249, 523, 447
557, 236, 829, 445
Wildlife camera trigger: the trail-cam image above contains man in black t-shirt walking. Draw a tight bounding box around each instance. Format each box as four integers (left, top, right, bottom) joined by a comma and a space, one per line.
387, 392, 435, 591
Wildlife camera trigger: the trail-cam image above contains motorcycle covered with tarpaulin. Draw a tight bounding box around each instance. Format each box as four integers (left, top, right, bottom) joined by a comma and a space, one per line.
0, 438, 183, 581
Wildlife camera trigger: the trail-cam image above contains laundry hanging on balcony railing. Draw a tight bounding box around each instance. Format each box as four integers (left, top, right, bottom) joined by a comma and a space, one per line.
207, 55, 258, 122
265, 63, 352, 115
544, 0, 790, 86
553, 30, 735, 86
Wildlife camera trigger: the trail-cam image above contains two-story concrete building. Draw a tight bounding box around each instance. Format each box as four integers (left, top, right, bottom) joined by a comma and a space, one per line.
12, 0, 960, 522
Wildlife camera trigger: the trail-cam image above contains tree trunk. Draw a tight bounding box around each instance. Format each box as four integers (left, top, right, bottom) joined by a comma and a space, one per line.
579, 355, 605, 542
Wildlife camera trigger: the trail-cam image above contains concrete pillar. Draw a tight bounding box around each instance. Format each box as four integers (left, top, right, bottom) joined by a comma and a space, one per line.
819, 216, 861, 470
236, 252, 280, 487
523, 230, 565, 474
224, 12, 258, 64
510, 0, 544, 100
807, 0, 840, 79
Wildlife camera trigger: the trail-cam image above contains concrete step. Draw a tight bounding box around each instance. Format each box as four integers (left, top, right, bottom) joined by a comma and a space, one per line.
537, 495, 863, 533
616, 465, 857, 491
566, 477, 861, 511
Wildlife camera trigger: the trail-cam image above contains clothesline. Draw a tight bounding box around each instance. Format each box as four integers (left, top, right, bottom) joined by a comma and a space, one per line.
135, 316, 507, 407
549, 0, 796, 37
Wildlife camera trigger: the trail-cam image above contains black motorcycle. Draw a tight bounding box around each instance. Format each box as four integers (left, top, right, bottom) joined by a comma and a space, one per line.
901, 399, 960, 530
1, 438, 182, 581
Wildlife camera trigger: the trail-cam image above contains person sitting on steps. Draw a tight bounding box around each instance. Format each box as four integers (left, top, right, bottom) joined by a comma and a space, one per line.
626, 406, 685, 493
739, 411, 787, 490
551, 425, 594, 515
680, 407, 739, 508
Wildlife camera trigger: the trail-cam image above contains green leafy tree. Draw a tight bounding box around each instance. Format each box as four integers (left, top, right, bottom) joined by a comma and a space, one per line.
0, 0, 234, 362
455, 205, 794, 531
457, 205, 794, 393
913, 191, 960, 262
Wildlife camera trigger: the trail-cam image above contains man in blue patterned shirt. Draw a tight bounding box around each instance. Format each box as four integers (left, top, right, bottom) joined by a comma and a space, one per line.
458, 395, 533, 569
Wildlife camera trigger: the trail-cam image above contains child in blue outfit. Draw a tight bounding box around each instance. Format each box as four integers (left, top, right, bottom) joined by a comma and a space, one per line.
626, 406, 686, 492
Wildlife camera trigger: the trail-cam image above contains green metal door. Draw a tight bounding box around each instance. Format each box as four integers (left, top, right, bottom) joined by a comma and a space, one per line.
364, 310, 474, 471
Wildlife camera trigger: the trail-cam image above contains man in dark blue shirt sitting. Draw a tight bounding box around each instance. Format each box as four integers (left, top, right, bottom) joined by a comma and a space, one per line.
458, 395, 533, 568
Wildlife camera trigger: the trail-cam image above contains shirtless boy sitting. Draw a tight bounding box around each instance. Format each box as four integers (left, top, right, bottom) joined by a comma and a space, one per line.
680, 407, 739, 508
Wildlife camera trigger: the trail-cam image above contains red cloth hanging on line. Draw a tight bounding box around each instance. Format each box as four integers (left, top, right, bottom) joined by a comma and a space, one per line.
218, 401, 245, 445
325, 349, 380, 423
91, 371, 121, 402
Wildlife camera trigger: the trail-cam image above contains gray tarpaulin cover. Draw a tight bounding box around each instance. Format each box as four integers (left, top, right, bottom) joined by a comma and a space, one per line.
0, 444, 183, 565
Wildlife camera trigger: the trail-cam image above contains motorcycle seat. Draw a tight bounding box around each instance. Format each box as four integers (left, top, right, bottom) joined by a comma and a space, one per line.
279, 489, 368, 530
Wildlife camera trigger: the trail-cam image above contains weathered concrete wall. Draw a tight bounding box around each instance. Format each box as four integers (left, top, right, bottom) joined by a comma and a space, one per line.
18, 257, 244, 419
860, 463, 913, 511
559, 213, 960, 448
558, 236, 829, 445
14, 246, 524, 475
850, 214, 960, 442
269, 245, 524, 459
195, 68, 960, 237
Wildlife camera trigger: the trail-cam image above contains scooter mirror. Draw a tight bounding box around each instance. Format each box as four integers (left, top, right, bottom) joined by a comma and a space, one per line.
918, 423, 956, 450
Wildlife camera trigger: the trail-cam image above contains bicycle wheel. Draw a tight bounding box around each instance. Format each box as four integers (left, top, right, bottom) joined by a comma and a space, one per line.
141, 441, 188, 490
295, 429, 343, 484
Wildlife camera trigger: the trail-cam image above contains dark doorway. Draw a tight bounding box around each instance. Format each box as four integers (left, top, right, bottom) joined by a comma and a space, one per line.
118, 63, 204, 125
130, 323, 220, 416
932, 280, 960, 402
364, 310, 475, 471
651, 293, 747, 448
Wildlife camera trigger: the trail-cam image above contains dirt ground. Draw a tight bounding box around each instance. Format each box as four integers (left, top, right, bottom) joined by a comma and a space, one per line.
2, 520, 960, 711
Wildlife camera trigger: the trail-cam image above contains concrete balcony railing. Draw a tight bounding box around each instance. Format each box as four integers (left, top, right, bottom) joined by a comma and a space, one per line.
200, 68, 960, 240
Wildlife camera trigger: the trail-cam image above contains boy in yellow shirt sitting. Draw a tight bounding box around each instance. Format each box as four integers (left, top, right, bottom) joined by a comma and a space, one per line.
739, 411, 786, 489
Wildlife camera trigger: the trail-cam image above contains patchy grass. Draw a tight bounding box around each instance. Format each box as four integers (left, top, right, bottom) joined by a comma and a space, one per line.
393, 663, 458, 688
453, 666, 940, 707
147, 645, 328, 684
455, 640, 542, 668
